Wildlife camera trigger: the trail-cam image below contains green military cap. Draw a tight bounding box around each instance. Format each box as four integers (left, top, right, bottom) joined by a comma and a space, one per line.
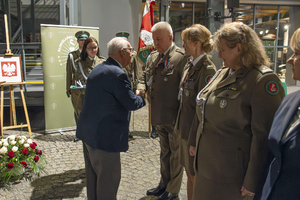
75, 31, 90, 40
116, 31, 130, 38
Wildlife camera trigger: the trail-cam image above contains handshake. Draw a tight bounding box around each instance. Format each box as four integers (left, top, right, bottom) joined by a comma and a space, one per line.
136, 89, 146, 99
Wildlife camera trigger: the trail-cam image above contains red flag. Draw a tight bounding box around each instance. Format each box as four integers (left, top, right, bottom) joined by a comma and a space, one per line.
137, 0, 155, 65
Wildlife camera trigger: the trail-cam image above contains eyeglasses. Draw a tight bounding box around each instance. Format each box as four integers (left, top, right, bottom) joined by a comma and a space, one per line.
123, 47, 134, 53
87, 46, 98, 50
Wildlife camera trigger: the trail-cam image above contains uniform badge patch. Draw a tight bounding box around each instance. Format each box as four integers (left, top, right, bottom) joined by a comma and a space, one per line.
205, 75, 213, 84
265, 81, 279, 95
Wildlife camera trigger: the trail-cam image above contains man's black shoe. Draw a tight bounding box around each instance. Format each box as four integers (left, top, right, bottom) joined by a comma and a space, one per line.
150, 126, 158, 138
151, 131, 159, 139
156, 191, 179, 200
146, 185, 166, 196
73, 137, 79, 142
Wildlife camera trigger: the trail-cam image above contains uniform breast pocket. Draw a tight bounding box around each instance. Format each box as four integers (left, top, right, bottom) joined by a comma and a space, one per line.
184, 79, 196, 97
165, 68, 174, 76
216, 90, 241, 100
215, 90, 241, 111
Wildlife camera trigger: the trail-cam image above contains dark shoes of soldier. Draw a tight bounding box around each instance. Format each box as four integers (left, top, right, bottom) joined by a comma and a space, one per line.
150, 131, 159, 139
146, 185, 166, 196
73, 137, 79, 142
128, 133, 133, 139
150, 125, 158, 139
156, 191, 179, 200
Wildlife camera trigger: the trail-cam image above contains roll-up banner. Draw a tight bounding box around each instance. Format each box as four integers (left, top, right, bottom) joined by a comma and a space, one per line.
41, 25, 99, 133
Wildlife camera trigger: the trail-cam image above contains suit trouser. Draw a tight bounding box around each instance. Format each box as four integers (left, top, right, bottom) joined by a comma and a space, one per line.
83, 142, 121, 200
156, 124, 183, 193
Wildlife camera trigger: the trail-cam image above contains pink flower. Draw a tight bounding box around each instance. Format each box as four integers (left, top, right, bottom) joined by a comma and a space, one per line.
20, 161, 27, 168
6, 162, 14, 169
7, 151, 15, 158
21, 148, 29, 155
34, 156, 39, 162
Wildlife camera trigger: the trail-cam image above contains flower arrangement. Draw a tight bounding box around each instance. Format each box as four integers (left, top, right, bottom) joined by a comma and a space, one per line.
0, 135, 46, 184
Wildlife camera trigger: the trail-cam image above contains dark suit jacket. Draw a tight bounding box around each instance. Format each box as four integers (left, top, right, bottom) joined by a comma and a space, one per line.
258, 90, 300, 200
76, 57, 145, 152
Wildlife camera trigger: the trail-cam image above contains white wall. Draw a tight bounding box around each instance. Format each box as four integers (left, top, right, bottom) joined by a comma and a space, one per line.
79, 0, 142, 57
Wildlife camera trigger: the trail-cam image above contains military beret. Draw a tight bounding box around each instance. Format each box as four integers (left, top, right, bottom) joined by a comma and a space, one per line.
75, 31, 90, 40
116, 31, 130, 38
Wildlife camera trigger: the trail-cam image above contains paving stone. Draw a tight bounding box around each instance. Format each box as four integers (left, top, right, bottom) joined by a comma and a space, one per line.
0, 105, 188, 200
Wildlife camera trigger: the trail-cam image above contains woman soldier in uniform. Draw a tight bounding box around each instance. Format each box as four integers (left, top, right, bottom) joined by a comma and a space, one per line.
175, 24, 216, 200
74, 37, 106, 118
190, 22, 285, 200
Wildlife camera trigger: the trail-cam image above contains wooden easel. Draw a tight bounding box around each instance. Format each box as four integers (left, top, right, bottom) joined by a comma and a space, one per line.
0, 14, 32, 138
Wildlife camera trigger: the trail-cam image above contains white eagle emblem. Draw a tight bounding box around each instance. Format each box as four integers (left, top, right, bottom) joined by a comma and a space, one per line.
2, 62, 17, 77
140, 30, 153, 46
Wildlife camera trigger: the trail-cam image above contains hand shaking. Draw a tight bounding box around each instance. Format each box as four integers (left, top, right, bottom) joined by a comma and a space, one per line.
136, 89, 145, 99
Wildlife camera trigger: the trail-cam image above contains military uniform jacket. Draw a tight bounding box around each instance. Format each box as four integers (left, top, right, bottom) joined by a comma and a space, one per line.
137, 44, 188, 126
73, 56, 106, 112
123, 54, 142, 90
66, 49, 81, 92
190, 65, 285, 192
175, 55, 216, 141
74, 56, 106, 86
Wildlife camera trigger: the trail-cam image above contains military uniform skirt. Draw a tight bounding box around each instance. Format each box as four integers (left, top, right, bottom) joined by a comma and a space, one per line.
192, 174, 254, 200
179, 137, 195, 176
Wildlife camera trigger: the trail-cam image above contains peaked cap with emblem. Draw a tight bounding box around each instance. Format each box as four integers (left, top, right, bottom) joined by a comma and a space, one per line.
75, 31, 90, 40
116, 31, 130, 38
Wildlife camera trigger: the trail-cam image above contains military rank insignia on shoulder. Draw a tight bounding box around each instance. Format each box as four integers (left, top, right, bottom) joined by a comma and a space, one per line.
265, 81, 279, 95
255, 65, 273, 74
175, 47, 185, 55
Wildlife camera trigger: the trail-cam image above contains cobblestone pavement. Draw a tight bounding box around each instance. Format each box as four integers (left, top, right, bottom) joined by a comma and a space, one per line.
0, 104, 188, 200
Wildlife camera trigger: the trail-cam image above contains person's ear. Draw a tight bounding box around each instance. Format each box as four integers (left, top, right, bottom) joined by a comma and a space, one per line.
236, 43, 242, 53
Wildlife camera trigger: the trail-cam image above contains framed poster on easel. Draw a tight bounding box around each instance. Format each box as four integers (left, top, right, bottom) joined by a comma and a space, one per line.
0, 55, 23, 83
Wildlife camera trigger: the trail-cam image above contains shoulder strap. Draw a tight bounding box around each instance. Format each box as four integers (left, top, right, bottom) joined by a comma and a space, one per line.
78, 61, 88, 81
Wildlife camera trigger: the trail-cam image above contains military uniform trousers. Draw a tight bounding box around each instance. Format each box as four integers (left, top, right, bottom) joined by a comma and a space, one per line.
83, 142, 121, 200
70, 90, 80, 123
156, 124, 183, 193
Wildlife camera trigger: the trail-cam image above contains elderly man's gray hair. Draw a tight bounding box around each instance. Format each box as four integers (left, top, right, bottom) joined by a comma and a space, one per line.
152, 21, 173, 37
107, 37, 129, 55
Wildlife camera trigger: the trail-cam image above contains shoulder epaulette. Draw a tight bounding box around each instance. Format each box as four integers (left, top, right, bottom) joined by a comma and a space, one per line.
150, 50, 159, 56
99, 55, 106, 60
254, 65, 273, 74
175, 47, 185, 55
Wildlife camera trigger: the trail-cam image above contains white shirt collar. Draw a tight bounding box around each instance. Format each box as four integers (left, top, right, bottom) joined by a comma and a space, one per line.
192, 53, 206, 66
88, 56, 96, 61
111, 57, 123, 68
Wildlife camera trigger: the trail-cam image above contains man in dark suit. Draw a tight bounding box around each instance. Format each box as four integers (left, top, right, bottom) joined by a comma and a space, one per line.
76, 37, 146, 200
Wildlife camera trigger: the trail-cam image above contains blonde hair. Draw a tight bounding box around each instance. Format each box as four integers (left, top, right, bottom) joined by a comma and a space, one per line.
290, 28, 300, 53
152, 21, 173, 37
182, 24, 213, 53
213, 22, 270, 67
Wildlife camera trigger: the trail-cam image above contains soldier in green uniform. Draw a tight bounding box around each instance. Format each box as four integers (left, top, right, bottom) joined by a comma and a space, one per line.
73, 37, 106, 121
116, 31, 143, 138
175, 24, 216, 200
190, 22, 285, 200
66, 30, 89, 123
137, 21, 188, 200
